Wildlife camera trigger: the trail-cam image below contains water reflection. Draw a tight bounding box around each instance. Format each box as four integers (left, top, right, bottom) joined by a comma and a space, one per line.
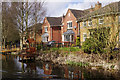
2, 54, 119, 80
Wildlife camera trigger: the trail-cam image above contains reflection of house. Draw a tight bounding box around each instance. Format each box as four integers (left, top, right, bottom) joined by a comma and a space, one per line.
61, 9, 89, 45
77, 1, 120, 47
42, 17, 62, 43
64, 66, 84, 80
43, 63, 52, 78
25, 62, 36, 73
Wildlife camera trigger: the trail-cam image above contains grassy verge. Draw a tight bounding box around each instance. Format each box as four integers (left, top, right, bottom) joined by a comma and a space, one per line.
50, 47, 81, 52
66, 60, 89, 67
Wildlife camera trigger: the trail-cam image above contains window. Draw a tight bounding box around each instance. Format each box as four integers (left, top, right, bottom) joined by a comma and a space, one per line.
99, 17, 104, 24
44, 26, 48, 32
64, 35, 74, 42
42, 37, 49, 42
45, 64, 49, 70
65, 35, 70, 41
88, 20, 92, 26
83, 21, 86, 27
83, 33, 87, 42
67, 21, 72, 29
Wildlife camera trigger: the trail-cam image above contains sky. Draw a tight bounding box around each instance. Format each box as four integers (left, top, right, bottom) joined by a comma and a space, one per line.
44, 0, 120, 17
2, 0, 120, 17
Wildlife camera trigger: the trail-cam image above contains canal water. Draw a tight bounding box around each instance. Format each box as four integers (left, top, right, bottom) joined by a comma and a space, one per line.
1, 54, 119, 80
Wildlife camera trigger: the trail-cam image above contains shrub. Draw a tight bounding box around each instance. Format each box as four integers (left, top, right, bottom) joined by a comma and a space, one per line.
82, 27, 111, 54
76, 37, 80, 46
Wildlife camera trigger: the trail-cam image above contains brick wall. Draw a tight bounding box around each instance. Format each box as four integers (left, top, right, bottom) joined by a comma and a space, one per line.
42, 17, 51, 41
62, 9, 78, 42
52, 26, 62, 43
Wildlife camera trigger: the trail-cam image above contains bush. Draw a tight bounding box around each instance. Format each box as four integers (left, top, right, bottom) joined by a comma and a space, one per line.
82, 27, 113, 54
82, 38, 107, 54
76, 37, 80, 46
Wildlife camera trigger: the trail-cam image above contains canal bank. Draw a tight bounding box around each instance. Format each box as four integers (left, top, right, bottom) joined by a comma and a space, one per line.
36, 50, 120, 76
3, 54, 119, 79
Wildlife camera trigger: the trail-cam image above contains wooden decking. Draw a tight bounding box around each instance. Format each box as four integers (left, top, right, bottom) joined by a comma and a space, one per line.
0, 48, 20, 53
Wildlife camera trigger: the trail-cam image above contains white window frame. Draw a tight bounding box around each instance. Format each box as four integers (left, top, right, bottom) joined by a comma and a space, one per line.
83, 21, 86, 27
88, 20, 92, 26
67, 21, 72, 29
99, 17, 104, 24
83, 33, 87, 42
44, 26, 48, 32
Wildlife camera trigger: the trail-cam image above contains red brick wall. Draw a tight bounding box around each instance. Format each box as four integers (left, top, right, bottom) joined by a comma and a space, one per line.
42, 17, 51, 41
52, 26, 62, 43
62, 9, 78, 43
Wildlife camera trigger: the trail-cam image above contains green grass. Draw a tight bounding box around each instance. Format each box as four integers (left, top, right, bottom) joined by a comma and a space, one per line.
50, 47, 81, 52
66, 60, 89, 67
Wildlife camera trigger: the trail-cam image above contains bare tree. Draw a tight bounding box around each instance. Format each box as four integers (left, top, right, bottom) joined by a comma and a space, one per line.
2, 2, 20, 48
31, 1, 46, 45
7, 1, 46, 50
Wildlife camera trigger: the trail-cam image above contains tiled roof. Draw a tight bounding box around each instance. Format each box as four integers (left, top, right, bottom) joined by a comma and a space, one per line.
69, 9, 89, 18
47, 17, 62, 26
78, 1, 120, 21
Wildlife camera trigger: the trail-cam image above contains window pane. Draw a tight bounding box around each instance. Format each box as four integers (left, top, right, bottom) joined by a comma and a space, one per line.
67, 22, 72, 29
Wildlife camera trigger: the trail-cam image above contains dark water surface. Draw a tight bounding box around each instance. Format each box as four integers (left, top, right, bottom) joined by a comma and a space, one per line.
1, 54, 119, 80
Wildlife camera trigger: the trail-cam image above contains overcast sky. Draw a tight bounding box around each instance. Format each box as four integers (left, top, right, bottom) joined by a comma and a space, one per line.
44, 0, 120, 17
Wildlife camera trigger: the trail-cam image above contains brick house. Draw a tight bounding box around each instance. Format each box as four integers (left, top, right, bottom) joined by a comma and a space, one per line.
42, 17, 62, 43
77, 1, 120, 47
61, 9, 89, 45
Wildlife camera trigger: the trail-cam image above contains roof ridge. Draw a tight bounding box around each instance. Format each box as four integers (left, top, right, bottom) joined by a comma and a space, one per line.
47, 17, 62, 18
69, 8, 83, 11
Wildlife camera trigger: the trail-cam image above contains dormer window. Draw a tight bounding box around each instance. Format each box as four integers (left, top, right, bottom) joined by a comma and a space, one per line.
99, 17, 104, 24
88, 20, 92, 26
44, 26, 48, 32
67, 21, 72, 29
83, 21, 86, 27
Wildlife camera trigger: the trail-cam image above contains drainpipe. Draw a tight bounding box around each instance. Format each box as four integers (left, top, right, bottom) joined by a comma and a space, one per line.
51, 27, 52, 40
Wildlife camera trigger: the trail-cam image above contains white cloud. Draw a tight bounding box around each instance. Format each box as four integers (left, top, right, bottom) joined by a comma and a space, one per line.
45, 0, 82, 2
45, 2, 68, 17
45, 0, 120, 17
84, 0, 120, 2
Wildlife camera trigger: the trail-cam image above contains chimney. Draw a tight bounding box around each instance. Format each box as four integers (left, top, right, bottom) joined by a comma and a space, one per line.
95, 1, 102, 10
90, 5, 94, 12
